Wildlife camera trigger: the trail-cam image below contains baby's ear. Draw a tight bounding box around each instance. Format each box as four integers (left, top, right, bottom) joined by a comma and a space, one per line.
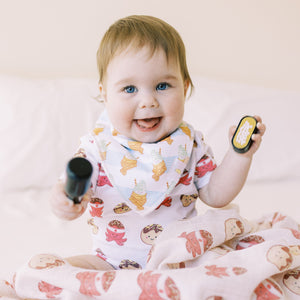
98, 84, 107, 102
184, 80, 190, 97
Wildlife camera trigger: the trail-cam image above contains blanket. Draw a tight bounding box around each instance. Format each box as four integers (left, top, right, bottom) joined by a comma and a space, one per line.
1, 205, 300, 300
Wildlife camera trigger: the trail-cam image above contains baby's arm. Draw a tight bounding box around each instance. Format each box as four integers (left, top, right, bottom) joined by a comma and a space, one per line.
199, 115, 266, 208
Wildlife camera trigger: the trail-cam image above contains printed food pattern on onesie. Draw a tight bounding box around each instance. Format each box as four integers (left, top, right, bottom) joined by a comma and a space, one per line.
195, 154, 217, 178
119, 259, 142, 270
180, 194, 198, 207
87, 218, 99, 234
141, 224, 164, 245
113, 202, 132, 214
155, 196, 172, 210
105, 220, 127, 246
74, 148, 87, 158
97, 163, 112, 187
176, 169, 192, 186
89, 198, 104, 217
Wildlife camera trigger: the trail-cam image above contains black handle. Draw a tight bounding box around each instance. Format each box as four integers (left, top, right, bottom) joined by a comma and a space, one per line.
65, 157, 93, 204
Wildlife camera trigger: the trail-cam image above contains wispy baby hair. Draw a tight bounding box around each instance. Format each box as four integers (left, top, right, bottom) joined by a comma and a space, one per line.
96, 15, 193, 93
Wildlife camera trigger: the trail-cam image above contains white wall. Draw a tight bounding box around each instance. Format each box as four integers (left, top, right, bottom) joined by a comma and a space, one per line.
0, 0, 299, 91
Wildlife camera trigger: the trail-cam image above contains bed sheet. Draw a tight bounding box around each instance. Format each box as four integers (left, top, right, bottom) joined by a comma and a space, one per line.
0, 189, 91, 279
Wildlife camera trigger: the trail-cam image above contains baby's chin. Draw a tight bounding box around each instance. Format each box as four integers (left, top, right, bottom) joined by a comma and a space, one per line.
129, 130, 174, 144
115, 121, 180, 143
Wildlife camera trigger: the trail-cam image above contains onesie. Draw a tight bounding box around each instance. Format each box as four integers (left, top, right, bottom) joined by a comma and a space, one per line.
74, 111, 216, 269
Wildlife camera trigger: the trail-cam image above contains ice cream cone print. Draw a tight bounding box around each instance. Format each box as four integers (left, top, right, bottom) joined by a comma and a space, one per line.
162, 136, 174, 145
112, 128, 119, 136
128, 141, 144, 154
178, 144, 189, 164
120, 155, 137, 175
151, 149, 166, 181
74, 148, 87, 158
180, 124, 192, 139
98, 140, 110, 161
129, 192, 147, 210
87, 218, 99, 234
152, 161, 167, 181
93, 127, 104, 136
100, 151, 106, 161
129, 180, 147, 210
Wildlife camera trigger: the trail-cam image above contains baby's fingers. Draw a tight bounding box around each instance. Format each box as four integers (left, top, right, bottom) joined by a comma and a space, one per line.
253, 116, 266, 135
256, 122, 266, 137
228, 125, 237, 139
50, 181, 86, 220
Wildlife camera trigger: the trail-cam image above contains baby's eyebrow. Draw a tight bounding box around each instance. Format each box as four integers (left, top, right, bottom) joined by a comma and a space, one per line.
161, 74, 179, 81
114, 77, 136, 87
114, 74, 180, 87
156, 74, 180, 83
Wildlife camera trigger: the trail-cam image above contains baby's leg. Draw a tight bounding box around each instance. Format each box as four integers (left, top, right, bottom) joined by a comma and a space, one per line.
66, 255, 115, 270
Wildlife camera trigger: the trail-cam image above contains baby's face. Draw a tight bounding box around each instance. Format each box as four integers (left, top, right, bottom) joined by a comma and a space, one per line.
100, 46, 188, 143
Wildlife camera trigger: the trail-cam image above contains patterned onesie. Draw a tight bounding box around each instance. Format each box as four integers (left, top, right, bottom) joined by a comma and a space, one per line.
75, 111, 216, 269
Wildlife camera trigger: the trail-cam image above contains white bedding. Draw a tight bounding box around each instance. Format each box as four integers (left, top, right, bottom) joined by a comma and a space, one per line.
0, 74, 299, 287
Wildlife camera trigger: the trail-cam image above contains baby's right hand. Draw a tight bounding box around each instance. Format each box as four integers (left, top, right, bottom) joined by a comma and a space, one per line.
50, 180, 91, 220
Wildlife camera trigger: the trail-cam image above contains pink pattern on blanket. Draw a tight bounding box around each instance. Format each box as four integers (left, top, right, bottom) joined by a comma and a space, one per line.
178, 230, 213, 258
38, 281, 63, 298
76, 271, 116, 296
137, 271, 180, 300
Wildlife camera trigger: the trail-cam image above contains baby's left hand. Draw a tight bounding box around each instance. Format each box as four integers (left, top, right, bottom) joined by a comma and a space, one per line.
229, 115, 266, 157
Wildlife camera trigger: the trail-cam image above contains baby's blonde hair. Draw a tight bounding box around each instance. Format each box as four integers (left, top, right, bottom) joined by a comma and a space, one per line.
96, 15, 193, 93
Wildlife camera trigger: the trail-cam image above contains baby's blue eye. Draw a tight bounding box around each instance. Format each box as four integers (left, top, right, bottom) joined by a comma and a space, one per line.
124, 86, 137, 93
156, 83, 169, 91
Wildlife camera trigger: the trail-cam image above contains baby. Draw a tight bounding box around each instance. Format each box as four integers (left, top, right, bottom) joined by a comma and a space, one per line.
50, 15, 266, 271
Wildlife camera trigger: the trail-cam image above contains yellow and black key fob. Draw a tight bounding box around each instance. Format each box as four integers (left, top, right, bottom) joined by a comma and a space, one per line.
232, 116, 258, 153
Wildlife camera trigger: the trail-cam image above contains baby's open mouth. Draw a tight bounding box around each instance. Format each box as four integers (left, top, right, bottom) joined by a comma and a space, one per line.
135, 117, 161, 130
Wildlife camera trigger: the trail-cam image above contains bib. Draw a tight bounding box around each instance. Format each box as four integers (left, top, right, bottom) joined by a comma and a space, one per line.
92, 111, 195, 216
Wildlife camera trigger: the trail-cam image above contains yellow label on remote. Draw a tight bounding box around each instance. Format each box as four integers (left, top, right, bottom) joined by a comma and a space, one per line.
232, 116, 257, 150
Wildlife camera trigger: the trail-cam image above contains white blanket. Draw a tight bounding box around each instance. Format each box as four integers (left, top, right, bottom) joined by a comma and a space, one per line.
1, 205, 300, 299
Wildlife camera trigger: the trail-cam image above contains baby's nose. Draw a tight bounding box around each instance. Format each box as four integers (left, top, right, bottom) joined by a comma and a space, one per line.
138, 93, 159, 109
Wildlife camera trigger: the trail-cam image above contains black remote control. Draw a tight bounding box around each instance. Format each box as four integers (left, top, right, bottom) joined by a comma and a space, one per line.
65, 157, 93, 204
